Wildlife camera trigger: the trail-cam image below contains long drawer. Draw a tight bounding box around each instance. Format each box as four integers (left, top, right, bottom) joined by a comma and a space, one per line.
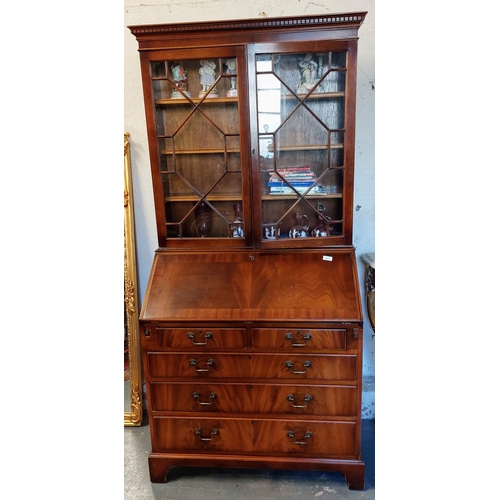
149, 382, 358, 416
147, 353, 357, 381
152, 416, 358, 458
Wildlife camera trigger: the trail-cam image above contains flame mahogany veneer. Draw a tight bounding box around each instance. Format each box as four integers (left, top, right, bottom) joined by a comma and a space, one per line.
130, 11, 368, 490
140, 249, 365, 489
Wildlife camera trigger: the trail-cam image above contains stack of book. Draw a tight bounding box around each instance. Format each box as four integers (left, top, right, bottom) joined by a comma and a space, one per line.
268, 166, 326, 195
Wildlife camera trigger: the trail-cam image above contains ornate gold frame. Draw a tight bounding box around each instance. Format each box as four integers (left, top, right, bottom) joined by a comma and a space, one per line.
124, 132, 143, 426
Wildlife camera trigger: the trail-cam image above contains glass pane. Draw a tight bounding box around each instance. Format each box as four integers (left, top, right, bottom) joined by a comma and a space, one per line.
256, 51, 346, 241
151, 56, 243, 239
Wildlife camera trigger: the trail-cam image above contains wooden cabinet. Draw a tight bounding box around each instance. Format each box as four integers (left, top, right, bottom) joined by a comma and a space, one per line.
129, 11, 367, 490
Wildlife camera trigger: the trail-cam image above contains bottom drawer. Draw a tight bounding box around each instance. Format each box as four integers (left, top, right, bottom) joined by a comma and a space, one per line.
151, 416, 358, 458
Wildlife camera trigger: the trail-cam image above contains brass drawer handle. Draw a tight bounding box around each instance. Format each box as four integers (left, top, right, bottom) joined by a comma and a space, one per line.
287, 394, 313, 408
195, 428, 219, 441
287, 430, 313, 445
285, 360, 312, 374
187, 331, 213, 345
285, 332, 312, 347
190, 359, 214, 372
192, 391, 217, 405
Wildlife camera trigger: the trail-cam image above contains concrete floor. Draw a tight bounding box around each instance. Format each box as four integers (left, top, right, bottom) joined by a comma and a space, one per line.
125, 419, 375, 499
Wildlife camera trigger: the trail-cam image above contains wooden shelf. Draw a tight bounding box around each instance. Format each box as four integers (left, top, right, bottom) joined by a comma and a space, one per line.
262, 193, 342, 200
164, 193, 341, 202
159, 144, 342, 155
156, 96, 238, 105
160, 148, 240, 155
282, 91, 345, 100
269, 143, 344, 151
155, 92, 344, 106
165, 194, 242, 202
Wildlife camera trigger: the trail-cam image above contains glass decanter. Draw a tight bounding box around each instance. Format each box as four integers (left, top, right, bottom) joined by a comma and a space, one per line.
229, 202, 244, 238
289, 211, 309, 238
310, 203, 333, 237
194, 200, 212, 237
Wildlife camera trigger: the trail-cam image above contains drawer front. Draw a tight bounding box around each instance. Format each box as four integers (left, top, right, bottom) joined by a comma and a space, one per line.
253, 328, 348, 351
147, 353, 357, 381
150, 382, 358, 416
145, 326, 247, 350
152, 416, 358, 458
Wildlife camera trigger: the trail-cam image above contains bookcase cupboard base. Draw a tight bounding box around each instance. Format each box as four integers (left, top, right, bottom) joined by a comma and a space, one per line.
148, 453, 365, 490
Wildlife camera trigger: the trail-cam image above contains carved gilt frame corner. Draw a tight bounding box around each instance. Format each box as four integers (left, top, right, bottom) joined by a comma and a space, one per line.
124, 132, 143, 426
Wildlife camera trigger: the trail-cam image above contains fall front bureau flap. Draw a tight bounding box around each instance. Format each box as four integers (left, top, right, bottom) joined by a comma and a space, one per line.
140, 249, 362, 323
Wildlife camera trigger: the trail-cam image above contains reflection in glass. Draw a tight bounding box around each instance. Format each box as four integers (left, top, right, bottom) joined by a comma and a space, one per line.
256, 51, 347, 240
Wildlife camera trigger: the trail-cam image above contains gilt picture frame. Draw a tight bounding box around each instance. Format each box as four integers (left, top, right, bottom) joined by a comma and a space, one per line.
124, 132, 143, 426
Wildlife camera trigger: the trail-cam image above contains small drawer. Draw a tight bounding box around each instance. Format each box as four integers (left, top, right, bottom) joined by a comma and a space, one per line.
144, 326, 246, 350
150, 381, 358, 417
152, 416, 358, 458
253, 328, 347, 351
147, 353, 357, 382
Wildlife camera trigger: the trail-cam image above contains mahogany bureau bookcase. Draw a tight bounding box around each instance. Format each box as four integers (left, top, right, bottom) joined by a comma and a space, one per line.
129, 11, 367, 490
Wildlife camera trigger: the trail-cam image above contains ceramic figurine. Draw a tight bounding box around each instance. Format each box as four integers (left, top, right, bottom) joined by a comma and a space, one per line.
199, 60, 219, 97
296, 54, 324, 94
263, 224, 280, 240
170, 62, 191, 98
225, 59, 237, 97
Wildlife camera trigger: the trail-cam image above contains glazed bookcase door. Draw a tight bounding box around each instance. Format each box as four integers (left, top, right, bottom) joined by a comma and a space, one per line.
145, 47, 251, 248
252, 42, 356, 248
